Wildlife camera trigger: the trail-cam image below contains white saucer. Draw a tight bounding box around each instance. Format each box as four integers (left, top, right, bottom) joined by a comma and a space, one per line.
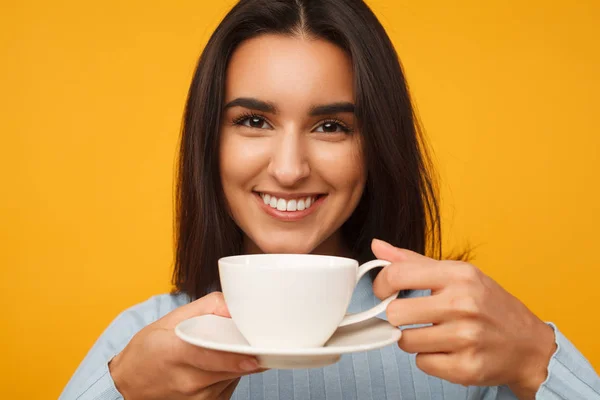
175, 314, 401, 369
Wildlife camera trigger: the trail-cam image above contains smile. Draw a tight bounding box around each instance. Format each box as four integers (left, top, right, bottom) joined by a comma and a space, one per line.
260, 193, 318, 211
254, 192, 326, 221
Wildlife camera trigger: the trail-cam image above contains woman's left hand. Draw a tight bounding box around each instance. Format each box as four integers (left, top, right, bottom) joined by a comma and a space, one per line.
371, 239, 557, 400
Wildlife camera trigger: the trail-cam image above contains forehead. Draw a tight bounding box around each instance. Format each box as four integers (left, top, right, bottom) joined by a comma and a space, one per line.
224, 34, 354, 108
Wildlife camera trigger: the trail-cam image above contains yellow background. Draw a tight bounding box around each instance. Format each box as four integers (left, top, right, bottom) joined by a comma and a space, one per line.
1, 0, 598, 398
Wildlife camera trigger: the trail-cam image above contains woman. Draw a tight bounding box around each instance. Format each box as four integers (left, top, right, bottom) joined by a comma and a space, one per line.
60, 0, 599, 399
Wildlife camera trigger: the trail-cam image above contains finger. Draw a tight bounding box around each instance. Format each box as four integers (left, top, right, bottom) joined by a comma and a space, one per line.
177, 339, 260, 373
415, 353, 481, 386
371, 239, 432, 263
187, 367, 268, 390
415, 353, 455, 382
385, 296, 447, 326
164, 292, 231, 327
373, 261, 449, 299
398, 324, 459, 354
183, 377, 237, 400
219, 378, 241, 400
180, 367, 244, 389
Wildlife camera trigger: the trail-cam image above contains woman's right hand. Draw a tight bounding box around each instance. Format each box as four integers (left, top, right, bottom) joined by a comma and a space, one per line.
108, 292, 262, 400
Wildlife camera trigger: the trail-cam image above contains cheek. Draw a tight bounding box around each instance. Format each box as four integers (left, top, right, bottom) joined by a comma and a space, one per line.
219, 134, 270, 191
312, 140, 366, 193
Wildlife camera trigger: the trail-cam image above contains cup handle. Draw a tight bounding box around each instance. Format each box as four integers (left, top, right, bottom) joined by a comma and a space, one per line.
337, 259, 398, 327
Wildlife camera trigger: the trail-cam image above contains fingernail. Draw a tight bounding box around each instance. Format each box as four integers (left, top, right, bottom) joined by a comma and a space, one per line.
240, 359, 259, 371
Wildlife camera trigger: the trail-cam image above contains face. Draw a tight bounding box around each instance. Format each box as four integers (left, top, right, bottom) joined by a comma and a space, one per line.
219, 34, 366, 255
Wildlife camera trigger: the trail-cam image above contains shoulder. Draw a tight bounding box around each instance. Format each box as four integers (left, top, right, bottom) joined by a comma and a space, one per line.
59, 293, 191, 398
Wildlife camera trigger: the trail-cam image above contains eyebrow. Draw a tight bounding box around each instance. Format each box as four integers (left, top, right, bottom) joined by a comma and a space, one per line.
223, 97, 355, 116
223, 97, 277, 113
309, 102, 355, 116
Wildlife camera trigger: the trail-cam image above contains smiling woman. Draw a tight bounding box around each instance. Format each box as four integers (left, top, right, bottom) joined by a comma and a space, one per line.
58, 0, 600, 399
173, 0, 441, 300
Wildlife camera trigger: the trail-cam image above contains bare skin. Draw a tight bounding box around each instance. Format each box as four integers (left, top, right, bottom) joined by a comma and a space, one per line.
219, 34, 366, 256
108, 293, 262, 400
371, 239, 556, 400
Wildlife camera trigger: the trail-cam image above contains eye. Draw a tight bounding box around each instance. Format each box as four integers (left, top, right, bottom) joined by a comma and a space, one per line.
314, 119, 352, 134
233, 113, 272, 129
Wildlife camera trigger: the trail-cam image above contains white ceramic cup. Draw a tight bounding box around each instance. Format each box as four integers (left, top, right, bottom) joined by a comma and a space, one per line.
218, 254, 399, 349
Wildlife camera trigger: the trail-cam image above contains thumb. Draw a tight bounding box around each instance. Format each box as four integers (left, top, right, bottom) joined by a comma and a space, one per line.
162, 291, 231, 328
371, 238, 420, 262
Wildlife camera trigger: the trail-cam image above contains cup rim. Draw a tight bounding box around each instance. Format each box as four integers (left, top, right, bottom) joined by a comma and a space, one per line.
218, 253, 358, 268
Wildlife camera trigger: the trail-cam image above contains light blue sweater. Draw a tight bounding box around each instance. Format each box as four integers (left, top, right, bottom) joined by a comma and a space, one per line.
60, 277, 600, 399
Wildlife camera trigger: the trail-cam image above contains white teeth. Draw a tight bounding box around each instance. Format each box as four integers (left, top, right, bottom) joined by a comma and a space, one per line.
286, 199, 297, 211
297, 199, 305, 211
276, 198, 287, 211
260, 193, 318, 212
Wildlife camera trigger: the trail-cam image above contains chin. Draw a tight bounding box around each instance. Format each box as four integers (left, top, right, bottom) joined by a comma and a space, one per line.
254, 237, 317, 255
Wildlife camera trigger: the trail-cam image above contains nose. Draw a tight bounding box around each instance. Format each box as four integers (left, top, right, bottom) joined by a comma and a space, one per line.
267, 130, 310, 187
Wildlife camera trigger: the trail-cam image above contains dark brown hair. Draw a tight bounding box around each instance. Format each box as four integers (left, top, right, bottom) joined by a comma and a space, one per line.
174, 0, 446, 299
